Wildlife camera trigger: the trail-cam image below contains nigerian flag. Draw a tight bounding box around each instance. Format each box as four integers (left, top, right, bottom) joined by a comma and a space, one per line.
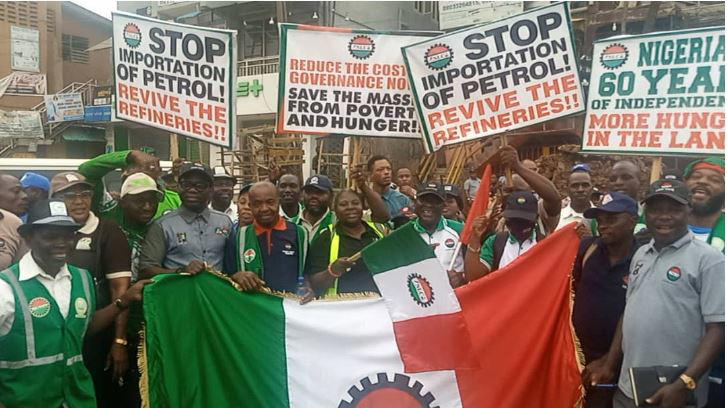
141, 272, 463, 407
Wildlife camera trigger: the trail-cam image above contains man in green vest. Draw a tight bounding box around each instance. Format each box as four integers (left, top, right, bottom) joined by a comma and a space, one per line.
78, 150, 181, 221
684, 156, 725, 253
0, 199, 148, 408
226, 182, 310, 296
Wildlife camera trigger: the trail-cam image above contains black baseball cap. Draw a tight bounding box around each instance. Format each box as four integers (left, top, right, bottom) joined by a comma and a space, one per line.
303, 175, 333, 192
417, 182, 444, 201
442, 184, 461, 198
584, 192, 638, 218
503, 191, 538, 222
179, 162, 213, 182
18, 199, 81, 235
643, 179, 690, 205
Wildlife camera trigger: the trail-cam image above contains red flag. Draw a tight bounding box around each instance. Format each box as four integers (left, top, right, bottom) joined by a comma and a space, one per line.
454, 225, 584, 407
460, 164, 492, 245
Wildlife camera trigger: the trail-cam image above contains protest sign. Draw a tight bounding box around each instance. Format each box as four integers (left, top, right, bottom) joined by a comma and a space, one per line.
277, 24, 439, 139
45, 93, 85, 122
112, 11, 237, 148
582, 27, 725, 156
4, 72, 46, 95
402, 2, 583, 152
0, 110, 43, 139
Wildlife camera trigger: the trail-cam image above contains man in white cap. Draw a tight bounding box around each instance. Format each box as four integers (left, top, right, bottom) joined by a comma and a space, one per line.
0, 199, 148, 408
210, 166, 238, 223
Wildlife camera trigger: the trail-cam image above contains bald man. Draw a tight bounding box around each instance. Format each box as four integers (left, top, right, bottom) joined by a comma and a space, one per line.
226, 182, 311, 294
608, 160, 646, 232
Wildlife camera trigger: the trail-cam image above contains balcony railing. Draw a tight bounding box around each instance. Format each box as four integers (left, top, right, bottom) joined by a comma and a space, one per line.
238, 55, 279, 77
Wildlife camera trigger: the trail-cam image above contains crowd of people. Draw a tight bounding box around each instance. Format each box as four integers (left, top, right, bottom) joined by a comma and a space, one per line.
0, 147, 723, 408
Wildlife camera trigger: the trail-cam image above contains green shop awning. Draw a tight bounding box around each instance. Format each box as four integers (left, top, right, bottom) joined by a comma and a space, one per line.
62, 127, 106, 142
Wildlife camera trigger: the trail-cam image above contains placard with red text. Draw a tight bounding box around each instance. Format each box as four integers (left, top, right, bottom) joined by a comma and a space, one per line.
277, 24, 439, 138
583, 27, 724, 156
402, 2, 583, 152
112, 11, 237, 148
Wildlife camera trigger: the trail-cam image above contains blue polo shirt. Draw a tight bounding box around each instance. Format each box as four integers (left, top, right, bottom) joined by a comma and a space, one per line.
381, 187, 412, 218
225, 218, 303, 293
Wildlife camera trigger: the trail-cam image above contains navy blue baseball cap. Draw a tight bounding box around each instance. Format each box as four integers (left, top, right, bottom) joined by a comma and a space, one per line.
584, 192, 638, 218
304, 175, 333, 192
571, 163, 591, 173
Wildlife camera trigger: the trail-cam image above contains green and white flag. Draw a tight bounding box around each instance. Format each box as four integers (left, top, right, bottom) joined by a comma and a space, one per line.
141, 272, 462, 407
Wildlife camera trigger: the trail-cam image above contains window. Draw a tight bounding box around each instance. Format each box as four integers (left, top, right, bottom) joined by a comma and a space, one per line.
62, 34, 89, 63
414, 1, 434, 14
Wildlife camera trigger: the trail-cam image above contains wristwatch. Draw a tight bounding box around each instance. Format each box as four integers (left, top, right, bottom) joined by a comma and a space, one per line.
114, 338, 129, 346
679, 373, 697, 390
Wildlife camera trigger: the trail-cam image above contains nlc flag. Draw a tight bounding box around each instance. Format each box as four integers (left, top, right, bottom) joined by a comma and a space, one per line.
140, 226, 583, 407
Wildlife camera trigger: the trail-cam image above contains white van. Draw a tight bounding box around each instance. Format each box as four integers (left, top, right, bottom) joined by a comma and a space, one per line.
0, 158, 173, 192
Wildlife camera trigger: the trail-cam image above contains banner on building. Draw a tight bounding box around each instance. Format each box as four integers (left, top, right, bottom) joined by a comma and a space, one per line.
84, 105, 113, 122
112, 11, 237, 148
582, 27, 725, 156
438, 1, 522, 31
402, 2, 583, 152
45, 93, 85, 122
236, 73, 278, 115
11, 26, 40, 72
277, 24, 439, 139
0, 110, 44, 139
91, 86, 114, 106
3, 72, 47, 96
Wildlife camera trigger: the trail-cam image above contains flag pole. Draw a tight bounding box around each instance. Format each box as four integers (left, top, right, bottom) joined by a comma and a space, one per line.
500, 132, 513, 187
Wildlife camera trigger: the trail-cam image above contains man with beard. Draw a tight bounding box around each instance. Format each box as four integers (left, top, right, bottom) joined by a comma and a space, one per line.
412, 183, 466, 288
683, 157, 725, 408
278, 174, 303, 222
684, 157, 724, 253
210, 167, 238, 223
586, 179, 724, 408
0, 174, 29, 219
139, 163, 232, 278
297, 175, 335, 242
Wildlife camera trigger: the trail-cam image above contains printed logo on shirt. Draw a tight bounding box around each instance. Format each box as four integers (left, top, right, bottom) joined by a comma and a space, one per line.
74, 297, 88, 318
215, 227, 229, 236
407, 273, 435, 308
28, 297, 51, 318
76, 237, 92, 250
666, 266, 682, 282
243, 248, 256, 263
632, 261, 644, 276
444, 238, 456, 248
282, 243, 295, 256
176, 232, 187, 244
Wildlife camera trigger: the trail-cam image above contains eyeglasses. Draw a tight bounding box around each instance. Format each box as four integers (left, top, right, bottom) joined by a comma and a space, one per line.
60, 190, 92, 201
180, 181, 211, 191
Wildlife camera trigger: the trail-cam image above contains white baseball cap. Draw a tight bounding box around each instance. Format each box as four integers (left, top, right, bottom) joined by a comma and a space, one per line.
121, 173, 163, 199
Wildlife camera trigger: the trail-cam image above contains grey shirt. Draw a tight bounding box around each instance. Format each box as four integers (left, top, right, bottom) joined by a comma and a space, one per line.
619, 232, 725, 405
139, 206, 232, 273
